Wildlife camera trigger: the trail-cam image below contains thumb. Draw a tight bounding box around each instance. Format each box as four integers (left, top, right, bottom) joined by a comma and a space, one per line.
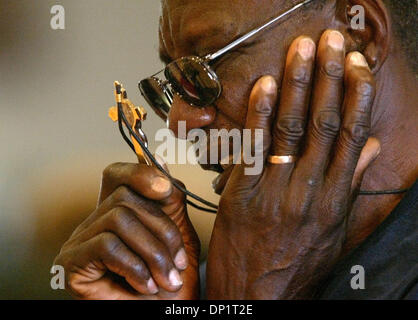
155, 154, 188, 217
351, 137, 381, 192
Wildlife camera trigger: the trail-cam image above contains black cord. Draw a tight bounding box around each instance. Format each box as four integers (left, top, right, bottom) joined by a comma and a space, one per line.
185, 199, 218, 213
118, 112, 136, 152
359, 188, 410, 195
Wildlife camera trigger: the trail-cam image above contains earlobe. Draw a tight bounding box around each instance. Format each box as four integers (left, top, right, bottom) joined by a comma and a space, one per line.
336, 0, 391, 73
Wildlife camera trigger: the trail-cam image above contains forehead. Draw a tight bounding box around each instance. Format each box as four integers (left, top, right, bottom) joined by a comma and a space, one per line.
159, 0, 296, 58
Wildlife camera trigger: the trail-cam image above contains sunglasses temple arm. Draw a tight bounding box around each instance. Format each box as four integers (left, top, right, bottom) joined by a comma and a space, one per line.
118, 107, 219, 213
151, 68, 166, 78
205, 0, 314, 61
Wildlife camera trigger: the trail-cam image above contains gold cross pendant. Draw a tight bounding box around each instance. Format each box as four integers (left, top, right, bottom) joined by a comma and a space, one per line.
109, 81, 152, 165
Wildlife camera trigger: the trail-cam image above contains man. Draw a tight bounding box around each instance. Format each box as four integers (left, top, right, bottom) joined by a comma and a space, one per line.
55, 0, 417, 299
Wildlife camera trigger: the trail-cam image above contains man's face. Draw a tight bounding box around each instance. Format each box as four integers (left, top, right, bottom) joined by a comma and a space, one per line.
159, 0, 335, 191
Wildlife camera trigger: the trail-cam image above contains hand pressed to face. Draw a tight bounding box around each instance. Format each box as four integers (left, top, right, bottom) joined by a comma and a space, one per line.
54, 162, 200, 300
207, 30, 380, 299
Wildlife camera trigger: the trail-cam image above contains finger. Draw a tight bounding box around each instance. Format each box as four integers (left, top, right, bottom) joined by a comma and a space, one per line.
351, 137, 381, 192
78, 183, 187, 255
231, 76, 278, 185
326, 52, 376, 195
99, 163, 172, 204
296, 30, 345, 180
72, 206, 185, 292
271, 36, 316, 157
60, 232, 159, 297
105, 184, 188, 267
99, 160, 188, 238
112, 197, 188, 271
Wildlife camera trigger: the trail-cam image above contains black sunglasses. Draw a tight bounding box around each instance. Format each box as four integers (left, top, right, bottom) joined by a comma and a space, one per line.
139, 0, 315, 121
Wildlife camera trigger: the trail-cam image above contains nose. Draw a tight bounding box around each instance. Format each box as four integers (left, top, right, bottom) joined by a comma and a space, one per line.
168, 95, 216, 138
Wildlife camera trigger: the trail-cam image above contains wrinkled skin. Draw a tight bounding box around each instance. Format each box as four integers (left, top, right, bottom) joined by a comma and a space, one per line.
161, 0, 417, 253
55, 162, 200, 299
208, 44, 378, 299
55, 0, 417, 299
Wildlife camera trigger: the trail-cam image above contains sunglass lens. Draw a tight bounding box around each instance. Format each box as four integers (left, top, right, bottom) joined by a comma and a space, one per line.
164, 57, 221, 107
139, 78, 172, 121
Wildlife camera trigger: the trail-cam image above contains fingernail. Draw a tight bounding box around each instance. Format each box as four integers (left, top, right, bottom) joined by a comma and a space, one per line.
327, 30, 344, 51
298, 38, 315, 60
151, 176, 171, 193
147, 278, 159, 294
174, 248, 188, 271
169, 269, 183, 287
260, 76, 276, 93
350, 52, 368, 67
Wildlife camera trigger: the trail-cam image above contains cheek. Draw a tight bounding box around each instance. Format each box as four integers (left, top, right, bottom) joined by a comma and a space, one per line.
214, 49, 286, 128
218, 62, 255, 126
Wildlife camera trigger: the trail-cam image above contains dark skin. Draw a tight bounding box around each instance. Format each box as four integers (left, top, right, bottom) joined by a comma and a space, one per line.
55, 0, 417, 299
54, 163, 200, 299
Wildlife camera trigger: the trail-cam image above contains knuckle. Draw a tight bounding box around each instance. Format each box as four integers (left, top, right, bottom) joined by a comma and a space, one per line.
132, 263, 150, 280
107, 209, 135, 231
53, 247, 74, 271
161, 221, 182, 247
328, 200, 345, 217
107, 210, 123, 229
350, 73, 375, 97
102, 162, 124, 181
286, 66, 311, 88
253, 99, 273, 116
98, 232, 122, 256
321, 60, 344, 80
342, 120, 370, 148
150, 249, 170, 269
322, 199, 347, 227
275, 116, 305, 141
111, 185, 133, 203
313, 110, 341, 140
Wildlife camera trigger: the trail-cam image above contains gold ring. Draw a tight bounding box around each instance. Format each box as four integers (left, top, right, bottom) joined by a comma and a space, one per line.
267, 155, 297, 164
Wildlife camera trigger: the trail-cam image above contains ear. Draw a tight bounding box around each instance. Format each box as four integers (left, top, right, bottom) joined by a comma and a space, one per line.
334, 0, 392, 73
